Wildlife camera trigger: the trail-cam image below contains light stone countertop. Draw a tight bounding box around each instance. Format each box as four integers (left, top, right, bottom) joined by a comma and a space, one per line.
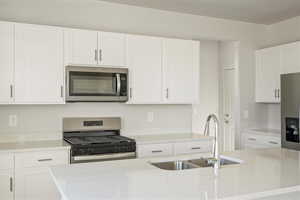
0, 140, 70, 153
131, 133, 213, 145
51, 148, 300, 200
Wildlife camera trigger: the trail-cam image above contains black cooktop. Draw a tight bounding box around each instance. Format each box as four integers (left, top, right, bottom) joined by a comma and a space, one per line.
64, 135, 135, 146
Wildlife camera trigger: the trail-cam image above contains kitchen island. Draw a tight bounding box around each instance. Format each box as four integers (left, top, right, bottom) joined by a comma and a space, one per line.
50, 148, 300, 200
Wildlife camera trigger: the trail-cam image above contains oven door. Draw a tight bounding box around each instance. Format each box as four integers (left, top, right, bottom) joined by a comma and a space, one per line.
71, 152, 136, 164
66, 66, 128, 102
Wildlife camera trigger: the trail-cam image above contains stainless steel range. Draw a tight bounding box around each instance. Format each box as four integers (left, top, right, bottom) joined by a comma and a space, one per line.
63, 117, 136, 163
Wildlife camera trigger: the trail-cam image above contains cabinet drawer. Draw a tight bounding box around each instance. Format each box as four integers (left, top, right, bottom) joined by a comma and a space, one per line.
174, 141, 211, 155
244, 134, 262, 144
244, 133, 281, 149
0, 153, 14, 170
15, 150, 69, 168
262, 137, 281, 147
137, 143, 173, 158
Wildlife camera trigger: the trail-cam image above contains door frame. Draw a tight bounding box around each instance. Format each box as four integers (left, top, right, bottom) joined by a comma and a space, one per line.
219, 41, 240, 152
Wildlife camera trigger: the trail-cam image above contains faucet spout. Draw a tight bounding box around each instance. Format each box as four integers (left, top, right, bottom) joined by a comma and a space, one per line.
204, 114, 220, 169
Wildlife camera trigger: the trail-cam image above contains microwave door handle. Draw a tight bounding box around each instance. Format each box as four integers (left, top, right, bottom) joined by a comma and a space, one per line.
116, 73, 121, 96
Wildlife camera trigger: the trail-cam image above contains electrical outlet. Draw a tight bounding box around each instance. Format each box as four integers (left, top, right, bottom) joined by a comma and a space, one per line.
147, 112, 154, 123
9, 115, 17, 127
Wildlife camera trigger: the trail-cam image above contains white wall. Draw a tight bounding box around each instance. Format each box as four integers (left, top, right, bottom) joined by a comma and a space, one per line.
192, 41, 219, 134
0, 0, 269, 142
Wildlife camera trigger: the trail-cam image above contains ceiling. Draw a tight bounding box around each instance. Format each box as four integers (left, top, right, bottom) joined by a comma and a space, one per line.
99, 0, 300, 24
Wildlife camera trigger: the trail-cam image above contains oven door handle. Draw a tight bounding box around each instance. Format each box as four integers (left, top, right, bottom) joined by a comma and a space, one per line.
116, 73, 121, 96
72, 152, 136, 162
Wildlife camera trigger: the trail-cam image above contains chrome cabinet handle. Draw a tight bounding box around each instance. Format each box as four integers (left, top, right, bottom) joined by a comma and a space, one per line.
191, 147, 201, 150
274, 89, 277, 98
116, 74, 121, 96
130, 88, 132, 99
37, 158, 53, 162
275, 89, 280, 99
152, 150, 163, 153
10, 177, 13, 192
10, 85, 13, 98
248, 138, 256, 141
94, 49, 98, 62
269, 141, 278, 145
166, 88, 169, 99
60, 86, 64, 98
99, 49, 102, 62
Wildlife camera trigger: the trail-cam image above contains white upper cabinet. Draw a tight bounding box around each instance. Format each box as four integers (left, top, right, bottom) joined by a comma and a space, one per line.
281, 42, 300, 74
98, 32, 126, 66
0, 20, 200, 105
255, 47, 281, 103
0, 22, 14, 104
162, 39, 200, 104
255, 41, 300, 103
64, 29, 126, 66
64, 29, 98, 65
127, 35, 163, 103
15, 24, 64, 104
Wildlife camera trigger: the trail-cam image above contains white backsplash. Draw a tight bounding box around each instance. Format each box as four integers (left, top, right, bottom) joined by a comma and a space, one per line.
267, 104, 281, 130
0, 103, 192, 143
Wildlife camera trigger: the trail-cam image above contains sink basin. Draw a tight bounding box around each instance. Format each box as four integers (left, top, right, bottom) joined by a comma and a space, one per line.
188, 157, 241, 167
151, 156, 242, 170
151, 160, 198, 170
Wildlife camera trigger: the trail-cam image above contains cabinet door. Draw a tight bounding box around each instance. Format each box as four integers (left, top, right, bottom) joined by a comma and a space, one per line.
0, 170, 14, 200
15, 167, 61, 200
98, 32, 126, 66
162, 39, 199, 104
14, 24, 64, 104
255, 47, 281, 103
0, 22, 14, 104
281, 42, 300, 74
127, 35, 162, 103
64, 29, 98, 65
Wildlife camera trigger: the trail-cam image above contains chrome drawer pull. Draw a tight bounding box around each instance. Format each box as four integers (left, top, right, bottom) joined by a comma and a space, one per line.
248, 138, 256, 141
152, 150, 163, 153
269, 141, 278, 145
191, 147, 201, 150
10, 177, 13, 192
37, 158, 53, 162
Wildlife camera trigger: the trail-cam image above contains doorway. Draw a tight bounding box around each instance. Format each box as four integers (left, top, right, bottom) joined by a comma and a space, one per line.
223, 68, 236, 151
219, 41, 239, 152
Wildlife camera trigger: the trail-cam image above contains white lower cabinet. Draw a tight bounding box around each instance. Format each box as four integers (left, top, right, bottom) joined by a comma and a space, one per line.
15, 167, 61, 200
0, 153, 14, 200
14, 150, 69, 200
0, 149, 69, 200
137, 140, 212, 158
243, 132, 281, 149
0, 170, 14, 200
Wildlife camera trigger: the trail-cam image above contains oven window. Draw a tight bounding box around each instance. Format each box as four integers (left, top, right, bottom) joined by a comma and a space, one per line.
69, 72, 117, 96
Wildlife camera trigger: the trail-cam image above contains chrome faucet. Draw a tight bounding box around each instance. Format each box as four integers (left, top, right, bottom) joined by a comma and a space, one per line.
204, 114, 220, 169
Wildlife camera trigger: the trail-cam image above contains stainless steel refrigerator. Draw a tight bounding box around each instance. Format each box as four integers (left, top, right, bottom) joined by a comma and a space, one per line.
281, 73, 300, 150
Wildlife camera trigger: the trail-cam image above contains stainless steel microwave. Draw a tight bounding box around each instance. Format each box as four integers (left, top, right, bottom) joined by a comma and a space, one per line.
65, 66, 128, 102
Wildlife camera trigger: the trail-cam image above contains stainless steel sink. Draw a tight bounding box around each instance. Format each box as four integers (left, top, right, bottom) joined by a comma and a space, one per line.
151, 157, 241, 170
151, 160, 198, 170
188, 157, 241, 168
